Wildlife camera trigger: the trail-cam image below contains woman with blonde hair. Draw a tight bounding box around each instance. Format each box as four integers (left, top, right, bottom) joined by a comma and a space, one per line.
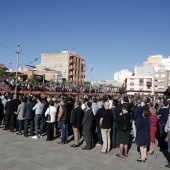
147, 107, 158, 155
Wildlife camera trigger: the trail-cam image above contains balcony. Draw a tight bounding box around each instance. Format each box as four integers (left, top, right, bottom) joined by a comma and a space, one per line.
81, 62, 86, 66
69, 59, 75, 64
146, 82, 152, 86
69, 66, 75, 70
69, 72, 73, 77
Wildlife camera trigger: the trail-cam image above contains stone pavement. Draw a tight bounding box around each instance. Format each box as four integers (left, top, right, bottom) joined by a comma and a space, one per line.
0, 128, 169, 170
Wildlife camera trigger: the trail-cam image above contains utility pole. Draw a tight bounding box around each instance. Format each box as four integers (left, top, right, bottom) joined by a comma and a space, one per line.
15, 43, 22, 97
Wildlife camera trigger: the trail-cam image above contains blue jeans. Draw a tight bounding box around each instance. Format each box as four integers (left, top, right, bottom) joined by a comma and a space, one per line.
97, 126, 102, 145
34, 114, 43, 136
168, 136, 170, 153
60, 122, 68, 143
112, 127, 117, 148
41, 117, 46, 133
159, 123, 167, 147
159, 123, 165, 138
18, 120, 24, 133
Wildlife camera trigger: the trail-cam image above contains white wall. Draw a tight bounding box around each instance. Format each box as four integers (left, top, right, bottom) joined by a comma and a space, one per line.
114, 69, 132, 83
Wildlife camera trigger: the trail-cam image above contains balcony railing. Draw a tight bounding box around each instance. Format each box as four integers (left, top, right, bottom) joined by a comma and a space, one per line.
69, 60, 75, 64
146, 82, 152, 86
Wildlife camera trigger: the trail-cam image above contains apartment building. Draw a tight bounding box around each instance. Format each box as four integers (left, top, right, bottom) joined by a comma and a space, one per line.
125, 76, 154, 95
36, 50, 85, 85
125, 72, 169, 95
154, 71, 168, 94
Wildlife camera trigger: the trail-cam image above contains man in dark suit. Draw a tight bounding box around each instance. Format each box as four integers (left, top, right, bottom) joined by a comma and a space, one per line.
23, 96, 35, 137
4, 95, 13, 130
82, 102, 94, 150
11, 95, 21, 132
70, 100, 83, 147
111, 100, 119, 149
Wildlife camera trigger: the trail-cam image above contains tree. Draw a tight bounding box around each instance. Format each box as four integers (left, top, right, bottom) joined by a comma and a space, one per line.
49, 79, 58, 87
66, 81, 73, 88
0, 66, 10, 82
27, 75, 38, 86
119, 85, 126, 94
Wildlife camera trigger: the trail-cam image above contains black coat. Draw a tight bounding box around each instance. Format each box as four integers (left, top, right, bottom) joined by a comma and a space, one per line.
71, 106, 83, 128
116, 112, 132, 132
0, 102, 4, 115
11, 99, 21, 113
82, 108, 94, 131
95, 107, 105, 127
23, 101, 35, 119
5, 100, 13, 116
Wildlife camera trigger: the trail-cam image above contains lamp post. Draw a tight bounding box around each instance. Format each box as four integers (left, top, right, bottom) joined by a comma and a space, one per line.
15, 43, 22, 97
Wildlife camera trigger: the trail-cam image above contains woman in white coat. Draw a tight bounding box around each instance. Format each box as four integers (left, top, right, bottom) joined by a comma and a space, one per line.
45, 100, 57, 141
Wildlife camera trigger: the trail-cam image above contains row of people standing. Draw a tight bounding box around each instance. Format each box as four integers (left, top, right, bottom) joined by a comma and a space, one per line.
1, 94, 170, 165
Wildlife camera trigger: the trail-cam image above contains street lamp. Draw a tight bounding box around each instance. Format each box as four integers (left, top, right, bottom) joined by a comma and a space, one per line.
15, 43, 22, 97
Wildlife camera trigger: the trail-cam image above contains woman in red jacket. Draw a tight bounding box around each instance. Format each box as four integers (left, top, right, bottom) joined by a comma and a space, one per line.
147, 107, 158, 155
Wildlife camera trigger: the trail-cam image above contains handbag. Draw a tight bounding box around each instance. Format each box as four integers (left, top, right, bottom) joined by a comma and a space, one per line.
46, 107, 51, 122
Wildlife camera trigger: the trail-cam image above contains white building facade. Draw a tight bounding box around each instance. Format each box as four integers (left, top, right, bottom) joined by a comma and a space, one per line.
114, 69, 133, 84
125, 76, 154, 95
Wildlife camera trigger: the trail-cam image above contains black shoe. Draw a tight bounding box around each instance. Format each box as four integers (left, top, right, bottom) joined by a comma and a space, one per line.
124, 154, 128, 158
70, 144, 79, 147
82, 147, 91, 150
137, 159, 145, 162
16, 132, 22, 135
165, 164, 170, 168
24, 134, 28, 137
2, 128, 8, 130
116, 154, 123, 158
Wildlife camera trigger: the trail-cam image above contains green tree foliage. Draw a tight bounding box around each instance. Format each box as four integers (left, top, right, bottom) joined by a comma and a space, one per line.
27, 75, 38, 86
49, 79, 58, 86
119, 86, 126, 94
0, 67, 8, 82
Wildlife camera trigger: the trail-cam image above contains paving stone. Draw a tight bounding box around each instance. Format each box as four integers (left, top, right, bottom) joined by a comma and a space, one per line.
0, 128, 169, 170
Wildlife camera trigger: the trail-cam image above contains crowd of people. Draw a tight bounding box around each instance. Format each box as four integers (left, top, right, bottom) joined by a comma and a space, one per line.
0, 93, 170, 168
0, 78, 112, 93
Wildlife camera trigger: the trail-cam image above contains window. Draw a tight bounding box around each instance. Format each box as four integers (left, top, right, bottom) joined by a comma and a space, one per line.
146, 79, 152, 82
155, 74, 159, 77
130, 79, 134, 83
139, 79, 143, 83
158, 80, 164, 83
158, 86, 164, 89
161, 74, 165, 77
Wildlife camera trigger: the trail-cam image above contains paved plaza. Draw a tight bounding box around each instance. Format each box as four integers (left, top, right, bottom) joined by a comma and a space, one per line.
0, 127, 169, 170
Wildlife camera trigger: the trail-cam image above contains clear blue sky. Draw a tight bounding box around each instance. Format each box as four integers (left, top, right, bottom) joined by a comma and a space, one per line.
0, 0, 170, 81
